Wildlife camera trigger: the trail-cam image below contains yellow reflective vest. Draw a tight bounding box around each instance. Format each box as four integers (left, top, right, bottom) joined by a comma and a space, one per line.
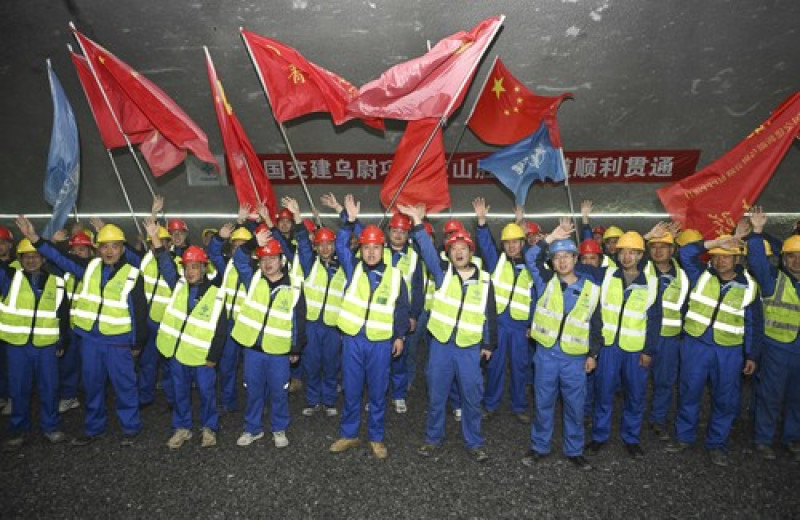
156, 281, 225, 366
646, 260, 689, 337
141, 251, 173, 321
231, 272, 300, 354
72, 259, 140, 336
337, 262, 402, 341
303, 258, 345, 326
684, 270, 757, 346
427, 266, 491, 347
762, 270, 800, 343
0, 271, 64, 346
600, 268, 658, 352
531, 276, 600, 355
490, 253, 533, 320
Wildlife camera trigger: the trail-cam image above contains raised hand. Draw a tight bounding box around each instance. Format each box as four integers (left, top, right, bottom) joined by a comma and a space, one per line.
151, 194, 164, 217
143, 216, 161, 249
666, 220, 682, 237
546, 217, 574, 243
644, 221, 669, 241
282, 196, 301, 222
344, 194, 359, 222
320, 192, 343, 213
51, 229, 68, 243
89, 216, 105, 232
218, 222, 234, 240
472, 197, 490, 225
396, 203, 424, 225
256, 227, 272, 247
237, 202, 252, 223
580, 200, 593, 223
15, 215, 38, 242
734, 217, 752, 240
257, 203, 274, 228
749, 206, 767, 233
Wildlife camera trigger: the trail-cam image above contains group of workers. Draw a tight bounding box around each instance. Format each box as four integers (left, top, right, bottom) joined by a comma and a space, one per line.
1, 192, 798, 470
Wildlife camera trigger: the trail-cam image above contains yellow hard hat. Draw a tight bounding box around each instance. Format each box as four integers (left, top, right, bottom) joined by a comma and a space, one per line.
157, 226, 171, 240
16, 238, 36, 255
96, 224, 126, 244
616, 231, 645, 251
782, 235, 800, 254
707, 235, 744, 256
202, 228, 218, 237
603, 226, 624, 241
676, 229, 703, 247
230, 227, 253, 242
648, 232, 675, 245
500, 223, 525, 241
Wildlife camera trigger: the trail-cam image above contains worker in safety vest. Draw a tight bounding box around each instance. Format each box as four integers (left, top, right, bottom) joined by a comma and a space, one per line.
579, 200, 620, 269
587, 231, 660, 459
405, 219, 436, 391
329, 195, 409, 460
521, 218, 601, 471
231, 227, 306, 449
144, 217, 227, 450
17, 216, 147, 446
748, 207, 800, 462
399, 203, 496, 462
473, 197, 535, 424
0, 225, 17, 416
665, 233, 760, 467
0, 237, 70, 450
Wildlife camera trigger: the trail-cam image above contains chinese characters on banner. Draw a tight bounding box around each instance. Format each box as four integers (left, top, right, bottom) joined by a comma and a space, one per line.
256, 150, 700, 185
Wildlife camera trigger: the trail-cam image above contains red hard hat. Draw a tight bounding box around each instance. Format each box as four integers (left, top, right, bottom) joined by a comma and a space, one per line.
276, 208, 294, 221
592, 226, 606, 235
423, 221, 434, 236
182, 245, 208, 264
579, 239, 603, 255
256, 238, 282, 258
443, 219, 464, 234
0, 226, 13, 242
359, 225, 385, 245
388, 213, 411, 231
303, 218, 316, 233
525, 222, 541, 235
255, 223, 270, 235
314, 227, 336, 244
445, 231, 474, 252
69, 232, 93, 248
167, 218, 188, 232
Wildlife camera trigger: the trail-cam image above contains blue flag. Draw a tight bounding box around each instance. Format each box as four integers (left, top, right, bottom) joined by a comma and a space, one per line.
478, 120, 566, 206
42, 60, 80, 240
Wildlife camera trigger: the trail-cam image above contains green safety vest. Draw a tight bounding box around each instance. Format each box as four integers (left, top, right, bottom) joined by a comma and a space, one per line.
684, 270, 757, 346
64, 272, 82, 329
141, 251, 173, 321
156, 281, 225, 366
220, 260, 247, 321
231, 272, 300, 354
762, 270, 800, 343
387, 246, 419, 307
600, 267, 658, 352
0, 271, 64, 346
490, 253, 533, 320
337, 262, 402, 341
423, 266, 435, 312
602, 255, 617, 269
646, 260, 689, 337
427, 266, 490, 347
530, 275, 600, 355
303, 258, 346, 326
72, 258, 140, 336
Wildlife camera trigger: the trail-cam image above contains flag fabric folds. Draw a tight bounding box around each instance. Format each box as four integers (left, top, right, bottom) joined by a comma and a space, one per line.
478, 121, 567, 206
205, 49, 277, 216
380, 119, 450, 213
468, 58, 572, 146
241, 29, 382, 130
72, 28, 218, 176
657, 92, 800, 239
347, 15, 504, 121
42, 61, 80, 240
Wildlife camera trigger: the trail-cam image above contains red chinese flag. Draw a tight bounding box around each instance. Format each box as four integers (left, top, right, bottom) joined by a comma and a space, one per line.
381, 119, 450, 214
468, 58, 572, 146
348, 16, 504, 121
241, 30, 383, 130
206, 49, 277, 216
73, 29, 218, 176
657, 92, 800, 238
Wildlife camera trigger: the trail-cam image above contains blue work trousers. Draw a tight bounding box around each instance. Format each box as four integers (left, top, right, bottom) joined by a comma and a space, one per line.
218, 329, 241, 412
405, 310, 429, 388
484, 324, 529, 414
303, 321, 341, 407
7, 343, 60, 434
339, 335, 392, 442
138, 318, 173, 406
170, 358, 219, 431
243, 347, 290, 434
592, 344, 649, 444
59, 330, 81, 400
754, 341, 800, 446
649, 335, 681, 427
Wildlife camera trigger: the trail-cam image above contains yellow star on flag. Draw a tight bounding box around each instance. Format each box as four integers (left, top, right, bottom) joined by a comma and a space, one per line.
491, 77, 506, 99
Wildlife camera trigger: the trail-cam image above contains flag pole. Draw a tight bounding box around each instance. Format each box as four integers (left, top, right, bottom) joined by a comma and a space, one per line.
68, 28, 157, 199
240, 28, 321, 219
380, 16, 505, 225
558, 147, 579, 242
106, 150, 143, 236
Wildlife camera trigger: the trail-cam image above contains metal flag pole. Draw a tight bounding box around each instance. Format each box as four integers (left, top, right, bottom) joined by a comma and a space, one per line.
240, 28, 321, 221
106, 150, 143, 236
68, 26, 157, 199
558, 147, 579, 242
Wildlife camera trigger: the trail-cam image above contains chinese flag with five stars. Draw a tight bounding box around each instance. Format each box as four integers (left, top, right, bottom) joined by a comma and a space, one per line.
467, 58, 572, 146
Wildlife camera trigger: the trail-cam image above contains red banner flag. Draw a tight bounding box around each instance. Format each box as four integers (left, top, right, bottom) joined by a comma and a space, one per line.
205, 49, 277, 216
380, 119, 450, 213
72, 28, 218, 176
241, 29, 382, 130
348, 16, 504, 121
658, 92, 800, 238
468, 58, 572, 146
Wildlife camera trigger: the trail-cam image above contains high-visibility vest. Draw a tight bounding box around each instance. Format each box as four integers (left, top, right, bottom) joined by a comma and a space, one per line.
220, 260, 247, 321
646, 260, 690, 337
231, 272, 300, 354
600, 268, 658, 352
423, 266, 435, 312
684, 270, 757, 346
72, 258, 140, 335
387, 246, 419, 307
64, 272, 82, 329
140, 251, 173, 321
427, 266, 491, 347
156, 281, 225, 366
602, 255, 617, 269
337, 262, 402, 341
490, 253, 533, 320
0, 271, 64, 346
762, 270, 800, 343
303, 258, 346, 326
530, 276, 600, 355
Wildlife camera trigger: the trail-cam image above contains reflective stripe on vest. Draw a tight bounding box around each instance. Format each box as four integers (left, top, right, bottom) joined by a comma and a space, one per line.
427, 267, 490, 347
0, 271, 64, 346
156, 281, 225, 366
490, 253, 532, 320
64, 272, 82, 329
600, 268, 658, 352
72, 258, 140, 335
388, 246, 419, 306
646, 259, 689, 337
221, 260, 246, 320
530, 276, 600, 355
303, 258, 345, 326
231, 272, 300, 354
337, 262, 402, 341
763, 270, 800, 343
684, 270, 757, 346
423, 267, 435, 312
141, 251, 173, 321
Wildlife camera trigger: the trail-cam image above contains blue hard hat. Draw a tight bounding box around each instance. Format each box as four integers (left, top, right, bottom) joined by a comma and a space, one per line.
549, 239, 578, 258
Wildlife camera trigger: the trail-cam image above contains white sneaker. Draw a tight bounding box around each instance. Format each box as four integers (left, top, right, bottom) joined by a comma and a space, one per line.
302, 404, 323, 416
1, 399, 11, 416
453, 408, 462, 422
45, 431, 66, 444
324, 406, 338, 417
394, 399, 408, 414
273, 431, 289, 448
59, 398, 81, 413
236, 431, 264, 447
167, 428, 193, 450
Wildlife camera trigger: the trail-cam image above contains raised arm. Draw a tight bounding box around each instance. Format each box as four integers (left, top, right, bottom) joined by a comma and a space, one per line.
473, 197, 499, 270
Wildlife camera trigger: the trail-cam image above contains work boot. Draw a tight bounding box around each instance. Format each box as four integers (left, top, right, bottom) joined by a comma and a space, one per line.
273, 431, 289, 448
585, 440, 605, 454
200, 427, 217, 448
1, 399, 12, 416
370, 441, 388, 459
324, 406, 338, 417
4, 435, 25, 451
664, 441, 691, 453
482, 408, 496, 420
393, 399, 408, 414
625, 443, 645, 459
568, 455, 593, 471
167, 428, 193, 450
120, 433, 138, 447
236, 431, 264, 447
417, 443, 437, 458
58, 397, 81, 413
71, 434, 104, 447
302, 404, 323, 417
329, 438, 360, 453
44, 431, 67, 444
469, 447, 489, 462
514, 412, 531, 424
521, 450, 548, 467
650, 423, 670, 441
